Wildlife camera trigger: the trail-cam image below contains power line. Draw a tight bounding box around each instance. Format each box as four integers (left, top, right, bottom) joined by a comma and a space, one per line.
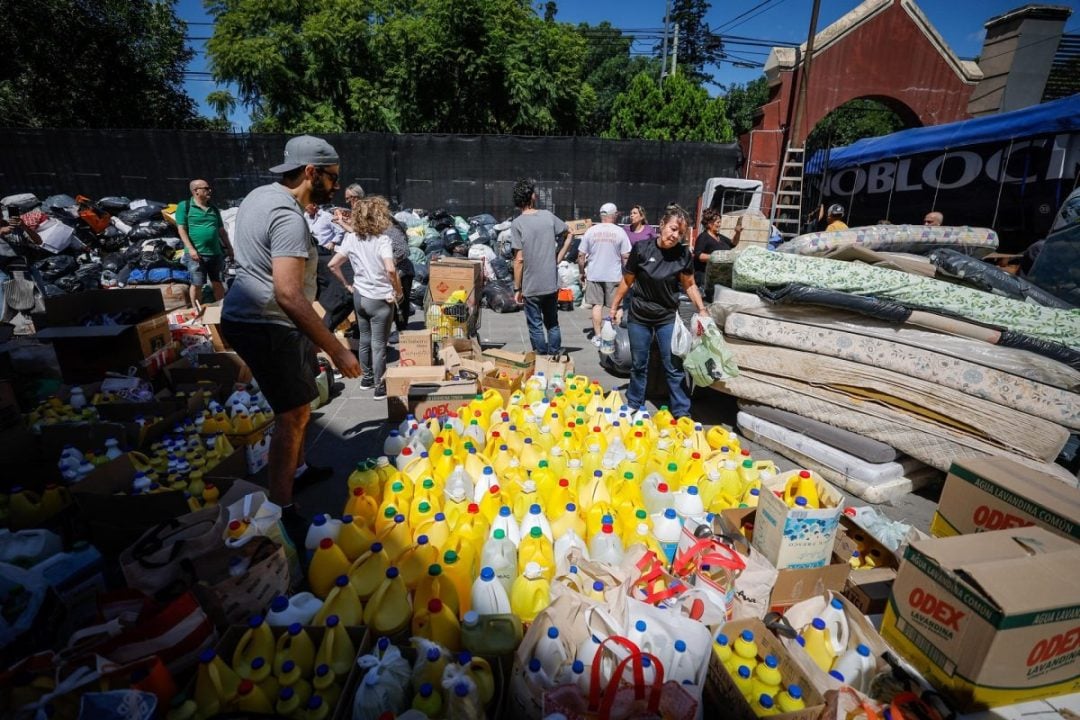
722, 0, 794, 33
714, 0, 777, 33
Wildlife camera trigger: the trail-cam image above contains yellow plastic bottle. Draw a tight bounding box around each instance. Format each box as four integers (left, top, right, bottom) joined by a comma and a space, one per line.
250, 659, 278, 702
315, 614, 356, 677
232, 614, 276, 679
275, 686, 303, 717
341, 489, 375, 528
303, 694, 331, 720
376, 512, 413, 563
660, 461, 682, 491
752, 693, 781, 717
379, 481, 412, 519
784, 470, 821, 509
337, 515, 375, 561
751, 654, 783, 702
415, 563, 461, 619
777, 685, 807, 713
313, 575, 363, 627
433, 448, 458, 484
549, 502, 586, 540
413, 597, 462, 651
274, 623, 315, 683
512, 481, 542, 521
311, 667, 341, 714
714, 633, 734, 666
309, 538, 351, 599
194, 648, 242, 718
578, 470, 612, 513
363, 566, 412, 636
800, 618, 837, 672
399, 535, 440, 590
478, 484, 508, 524
442, 549, 473, 616
517, 526, 555, 579
732, 630, 759, 676
347, 461, 383, 501
509, 561, 551, 623
464, 654, 496, 705
231, 679, 273, 712
412, 682, 444, 718
585, 501, 617, 541
348, 541, 390, 600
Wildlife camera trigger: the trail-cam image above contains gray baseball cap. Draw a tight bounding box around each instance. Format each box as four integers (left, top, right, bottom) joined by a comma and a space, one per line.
269, 135, 340, 174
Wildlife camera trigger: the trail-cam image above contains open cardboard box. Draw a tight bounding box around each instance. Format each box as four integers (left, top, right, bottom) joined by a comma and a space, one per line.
199, 303, 231, 351
398, 330, 435, 367
752, 470, 845, 570
481, 348, 536, 378
34, 289, 171, 383
71, 448, 247, 553
165, 352, 251, 390
388, 378, 480, 423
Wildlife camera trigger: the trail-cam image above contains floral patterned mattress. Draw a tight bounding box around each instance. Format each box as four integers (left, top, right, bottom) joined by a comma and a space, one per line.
725, 311, 1080, 430
776, 224, 998, 257
731, 247, 1080, 350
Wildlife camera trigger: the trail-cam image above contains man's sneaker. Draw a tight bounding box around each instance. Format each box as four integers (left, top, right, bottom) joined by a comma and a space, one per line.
373, 385, 387, 400
359, 378, 375, 389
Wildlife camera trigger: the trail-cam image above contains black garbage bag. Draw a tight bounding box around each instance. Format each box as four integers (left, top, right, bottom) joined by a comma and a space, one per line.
97, 196, 131, 212
101, 252, 125, 273
55, 274, 82, 293
929, 248, 1074, 309
413, 262, 429, 284
490, 257, 513, 284
34, 255, 78, 282
482, 281, 521, 313
468, 213, 497, 227
128, 221, 174, 241
73, 262, 103, 290
429, 209, 455, 232
469, 224, 496, 246
100, 228, 128, 253
41, 194, 78, 219
117, 200, 167, 225
441, 227, 464, 252
410, 281, 428, 306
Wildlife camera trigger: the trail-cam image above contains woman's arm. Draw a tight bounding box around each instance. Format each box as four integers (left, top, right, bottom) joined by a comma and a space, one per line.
327, 252, 353, 292
680, 272, 709, 316
383, 257, 403, 300
608, 272, 636, 323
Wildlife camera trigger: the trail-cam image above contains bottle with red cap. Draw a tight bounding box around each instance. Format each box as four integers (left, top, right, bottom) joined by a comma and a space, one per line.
230, 678, 273, 712
588, 522, 625, 566
412, 597, 462, 650
309, 538, 350, 599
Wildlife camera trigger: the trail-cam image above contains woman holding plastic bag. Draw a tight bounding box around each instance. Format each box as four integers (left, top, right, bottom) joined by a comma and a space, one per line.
608, 206, 709, 419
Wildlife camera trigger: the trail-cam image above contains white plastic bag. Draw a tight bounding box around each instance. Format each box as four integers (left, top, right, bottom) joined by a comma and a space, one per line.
671, 315, 693, 358
223, 491, 301, 588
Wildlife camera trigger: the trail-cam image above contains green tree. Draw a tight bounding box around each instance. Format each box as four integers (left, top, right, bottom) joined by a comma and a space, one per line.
206, 0, 593, 135
806, 98, 907, 157
0, 0, 198, 128
576, 22, 663, 135
204, 90, 237, 131
656, 0, 724, 84
604, 71, 732, 142
722, 76, 770, 137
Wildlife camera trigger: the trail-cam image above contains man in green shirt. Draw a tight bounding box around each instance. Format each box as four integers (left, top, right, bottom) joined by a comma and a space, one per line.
176, 178, 233, 307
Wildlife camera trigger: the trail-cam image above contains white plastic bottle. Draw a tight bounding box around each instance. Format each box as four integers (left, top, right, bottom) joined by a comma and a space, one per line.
667, 639, 697, 686
489, 506, 522, 546
534, 626, 569, 679
471, 567, 512, 615
104, 438, 123, 461
305, 514, 342, 554
519, 503, 554, 542
383, 430, 407, 457
599, 319, 616, 355
554, 659, 588, 695
266, 593, 323, 626
524, 658, 552, 691
821, 597, 850, 654
652, 508, 683, 565
643, 480, 673, 516
69, 387, 87, 410
588, 524, 625, 566
832, 643, 874, 693
481, 529, 518, 594
674, 486, 704, 520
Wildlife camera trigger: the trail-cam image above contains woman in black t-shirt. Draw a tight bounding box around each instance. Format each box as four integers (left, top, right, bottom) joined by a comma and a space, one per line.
693, 207, 736, 292
608, 206, 710, 419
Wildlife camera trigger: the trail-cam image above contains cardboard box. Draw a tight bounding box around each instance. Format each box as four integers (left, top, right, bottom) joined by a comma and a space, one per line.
385, 366, 448, 399
199, 303, 230, 351
482, 348, 536, 377
165, 352, 250, 390
704, 617, 825, 720
71, 449, 246, 553
565, 219, 593, 236
144, 283, 191, 312
223, 421, 274, 475
843, 567, 897, 615
35, 289, 171, 383
428, 258, 484, 303
835, 515, 902, 569
752, 471, 845, 570
440, 342, 495, 379
481, 368, 524, 404
397, 330, 435, 367
881, 528, 1080, 710
388, 379, 479, 423
931, 457, 1080, 542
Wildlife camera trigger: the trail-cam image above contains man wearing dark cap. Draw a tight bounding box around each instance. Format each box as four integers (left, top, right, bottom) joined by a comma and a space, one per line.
221, 135, 361, 539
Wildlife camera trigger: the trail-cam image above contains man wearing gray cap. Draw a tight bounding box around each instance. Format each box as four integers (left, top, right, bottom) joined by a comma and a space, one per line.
221, 135, 361, 540
578, 202, 630, 344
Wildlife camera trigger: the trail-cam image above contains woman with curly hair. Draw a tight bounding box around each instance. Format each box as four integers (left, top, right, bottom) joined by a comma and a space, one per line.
328, 195, 403, 400
609, 205, 709, 419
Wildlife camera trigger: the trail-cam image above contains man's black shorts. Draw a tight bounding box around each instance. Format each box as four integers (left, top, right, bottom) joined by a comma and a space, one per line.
220, 320, 318, 413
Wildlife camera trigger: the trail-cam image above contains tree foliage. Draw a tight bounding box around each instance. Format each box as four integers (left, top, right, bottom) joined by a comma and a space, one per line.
0, 0, 198, 129
577, 22, 663, 135
206, 0, 594, 134
604, 71, 733, 143
656, 0, 724, 85
722, 76, 770, 137
806, 98, 908, 155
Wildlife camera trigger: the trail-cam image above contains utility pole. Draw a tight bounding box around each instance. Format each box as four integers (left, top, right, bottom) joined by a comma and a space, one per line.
790, 0, 822, 145
671, 23, 679, 77
661, 0, 671, 83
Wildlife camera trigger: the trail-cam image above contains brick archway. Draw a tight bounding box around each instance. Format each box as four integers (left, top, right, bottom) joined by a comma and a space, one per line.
742, 0, 983, 214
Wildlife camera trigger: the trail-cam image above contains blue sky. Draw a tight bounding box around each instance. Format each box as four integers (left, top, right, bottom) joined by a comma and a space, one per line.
178, 0, 1078, 129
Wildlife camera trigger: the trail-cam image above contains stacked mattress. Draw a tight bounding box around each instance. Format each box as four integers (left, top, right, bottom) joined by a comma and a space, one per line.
708, 247, 1080, 501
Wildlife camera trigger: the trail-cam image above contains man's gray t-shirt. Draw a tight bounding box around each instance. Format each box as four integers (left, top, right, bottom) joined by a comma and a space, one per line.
222, 183, 318, 327
579, 223, 631, 282
511, 209, 566, 297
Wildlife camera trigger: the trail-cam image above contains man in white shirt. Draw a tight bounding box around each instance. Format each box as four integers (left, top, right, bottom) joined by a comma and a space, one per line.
304, 202, 343, 250
578, 202, 630, 344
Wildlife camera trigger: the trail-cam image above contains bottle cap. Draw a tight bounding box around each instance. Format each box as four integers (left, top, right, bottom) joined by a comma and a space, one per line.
288, 623, 302, 636
529, 658, 542, 672
789, 684, 803, 699
829, 670, 846, 682
494, 529, 506, 540
315, 664, 330, 677
419, 682, 433, 697
499, 506, 512, 517
386, 567, 399, 579
688, 486, 699, 496
481, 567, 495, 581
800, 469, 811, 478
335, 574, 349, 587
635, 620, 647, 632
547, 627, 559, 639
664, 508, 677, 519
530, 526, 543, 538
857, 644, 871, 657
795, 496, 808, 507
427, 647, 442, 662
271, 595, 289, 612
326, 614, 340, 627
417, 534, 429, 545
812, 617, 826, 630
319, 538, 333, 549
428, 599, 443, 613
371, 542, 384, 553
444, 550, 458, 563
237, 679, 254, 695
738, 665, 751, 679
593, 581, 604, 592
674, 640, 686, 652
248, 614, 264, 628
765, 654, 778, 668
740, 629, 754, 642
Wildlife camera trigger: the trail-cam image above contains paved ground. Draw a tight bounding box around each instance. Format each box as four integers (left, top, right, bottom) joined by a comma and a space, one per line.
287, 304, 940, 532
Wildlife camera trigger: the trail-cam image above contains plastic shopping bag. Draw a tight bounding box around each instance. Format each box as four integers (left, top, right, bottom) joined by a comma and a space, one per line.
683, 317, 739, 387
671, 315, 693, 358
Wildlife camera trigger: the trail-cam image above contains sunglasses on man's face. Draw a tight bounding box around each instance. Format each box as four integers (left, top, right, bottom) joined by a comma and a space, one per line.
316, 168, 340, 185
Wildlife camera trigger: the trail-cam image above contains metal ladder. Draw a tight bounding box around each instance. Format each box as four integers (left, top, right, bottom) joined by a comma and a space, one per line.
772, 146, 805, 240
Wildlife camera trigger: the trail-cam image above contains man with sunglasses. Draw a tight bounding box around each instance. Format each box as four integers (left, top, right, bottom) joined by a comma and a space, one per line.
176, 179, 233, 308
221, 135, 361, 545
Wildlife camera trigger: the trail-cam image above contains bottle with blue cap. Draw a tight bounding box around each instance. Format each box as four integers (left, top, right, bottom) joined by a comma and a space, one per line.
362, 566, 411, 636
732, 663, 755, 700
752, 654, 783, 701
731, 629, 759, 675
489, 504, 522, 546
233, 613, 275, 679
667, 638, 699, 686
820, 596, 850, 654
800, 617, 837, 672
555, 659, 589, 695
674, 485, 705, 520
777, 684, 807, 712
519, 501, 554, 540
832, 643, 874, 693
194, 647, 241, 718
588, 521, 625, 566
534, 625, 570, 679
752, 691, 781, 717
411, 681, 443, 717
652, 507, 683, 564
470, 565, 513, 615
274, 622, 315, 681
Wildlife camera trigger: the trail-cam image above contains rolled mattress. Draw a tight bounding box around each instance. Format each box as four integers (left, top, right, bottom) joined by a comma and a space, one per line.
776, 224, 998, 258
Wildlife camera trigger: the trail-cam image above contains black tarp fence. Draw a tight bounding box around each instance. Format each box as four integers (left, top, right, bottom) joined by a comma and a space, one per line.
0, 129, 742, 224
